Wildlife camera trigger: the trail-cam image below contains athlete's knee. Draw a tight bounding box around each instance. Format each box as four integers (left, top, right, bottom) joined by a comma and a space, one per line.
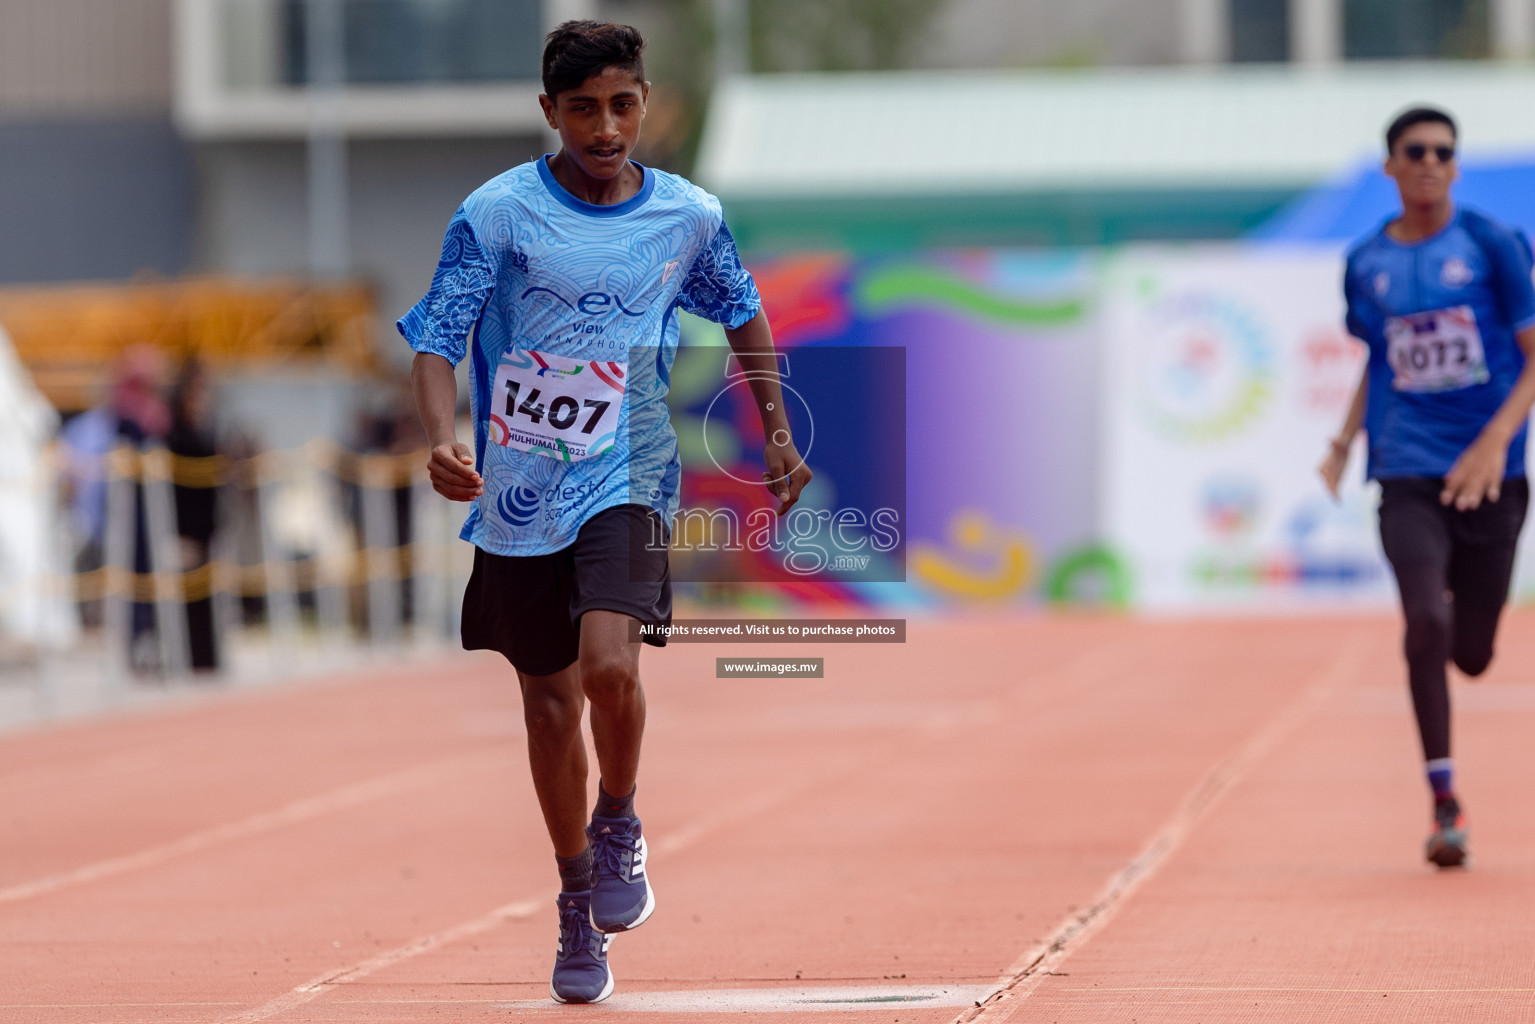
1402, 597, 1452, 661
1452, 606, 1502, 677
580, 652, 640, 704
1453, 644, 1494, 677
520, 683, 583, 736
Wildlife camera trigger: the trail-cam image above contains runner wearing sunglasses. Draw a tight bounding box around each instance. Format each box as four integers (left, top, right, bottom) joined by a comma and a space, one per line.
1322, 106, 1535, 868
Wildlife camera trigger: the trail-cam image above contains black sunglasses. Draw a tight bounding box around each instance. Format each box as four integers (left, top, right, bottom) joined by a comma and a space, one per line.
1403, 143, 1455, 163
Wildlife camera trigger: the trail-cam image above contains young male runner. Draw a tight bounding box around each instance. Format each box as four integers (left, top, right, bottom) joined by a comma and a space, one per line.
1322, 106, 1535, 868
400, 21, 811, 1002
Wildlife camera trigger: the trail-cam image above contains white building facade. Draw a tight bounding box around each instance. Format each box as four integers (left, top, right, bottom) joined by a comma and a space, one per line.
915, 0, 1534, 67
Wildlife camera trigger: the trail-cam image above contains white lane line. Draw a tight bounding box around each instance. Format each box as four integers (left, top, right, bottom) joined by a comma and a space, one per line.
223, 646, 1122, 1023
220, 729, 943, 1024
956, 641, 1368, 1024
498, 984, 995, 1013
222, 897, 546, 1023
0, 751, 499, 906
982, 985, 1535, 994
0, 1003, 244, 1009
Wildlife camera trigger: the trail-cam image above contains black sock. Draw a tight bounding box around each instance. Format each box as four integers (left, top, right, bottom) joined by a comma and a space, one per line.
556, 845, 594, 892
594, 781, 636, 820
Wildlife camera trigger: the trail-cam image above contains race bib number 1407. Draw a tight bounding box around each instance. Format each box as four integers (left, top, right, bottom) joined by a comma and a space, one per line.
1384, 305, 1489, 394
489, 347, 625, 462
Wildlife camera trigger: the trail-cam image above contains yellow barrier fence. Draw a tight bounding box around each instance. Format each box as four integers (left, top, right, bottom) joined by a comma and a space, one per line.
24, 438, 470, 672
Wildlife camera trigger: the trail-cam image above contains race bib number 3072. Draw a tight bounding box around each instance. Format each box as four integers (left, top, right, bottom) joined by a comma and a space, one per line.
1384, 305, 1489, 394
489, 347, 625, 462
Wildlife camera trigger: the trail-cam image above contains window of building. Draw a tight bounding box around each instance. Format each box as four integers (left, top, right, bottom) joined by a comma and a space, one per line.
1344, 0, 1490, 59
1230, 0, 1291, 62
280, 0, 542, 85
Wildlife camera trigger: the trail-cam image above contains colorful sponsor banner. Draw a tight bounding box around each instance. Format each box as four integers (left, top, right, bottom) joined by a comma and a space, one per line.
675, 250, 1108, 606
1100, 246, 1396, 610
692, 243, 1535, 611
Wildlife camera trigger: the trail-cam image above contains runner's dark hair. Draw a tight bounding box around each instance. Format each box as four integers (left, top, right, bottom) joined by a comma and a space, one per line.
1386, 106, 1457, 154
542, 21, 645, 99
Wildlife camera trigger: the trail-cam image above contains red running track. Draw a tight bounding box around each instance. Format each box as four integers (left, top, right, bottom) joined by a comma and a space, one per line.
2, 613, 1534, 1023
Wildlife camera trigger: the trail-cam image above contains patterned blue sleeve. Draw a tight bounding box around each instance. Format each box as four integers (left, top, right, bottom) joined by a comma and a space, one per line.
676, 223, 762, 329
396, 208, 499, 365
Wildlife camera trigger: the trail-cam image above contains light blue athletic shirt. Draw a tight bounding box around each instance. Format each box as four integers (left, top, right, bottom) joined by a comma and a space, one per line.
1344, 206, 1535, 479
398, 156, 762, 556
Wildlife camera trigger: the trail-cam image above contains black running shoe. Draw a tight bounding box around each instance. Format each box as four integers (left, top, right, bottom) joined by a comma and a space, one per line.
1425, 796, 1468, 869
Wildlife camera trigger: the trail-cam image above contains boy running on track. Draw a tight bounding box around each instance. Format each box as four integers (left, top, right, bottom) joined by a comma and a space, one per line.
1322, 106, 1535, 869
400, 21, 811, 1003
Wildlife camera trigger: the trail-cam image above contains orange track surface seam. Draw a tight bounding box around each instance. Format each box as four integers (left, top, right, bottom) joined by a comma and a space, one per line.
956, 639, 1371, 1024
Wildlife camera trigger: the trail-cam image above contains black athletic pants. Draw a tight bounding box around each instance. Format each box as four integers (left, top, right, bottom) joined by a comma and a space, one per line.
1378, 477, 1529, 762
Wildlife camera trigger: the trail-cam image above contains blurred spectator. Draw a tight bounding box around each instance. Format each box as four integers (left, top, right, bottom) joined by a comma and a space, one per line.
58, 345, 170, 668
351, 372, 428, 625
111, 346, 172, 446
58, 401, 115, 631
355, 370, 428, 458
168, 358, 221, 673
60, 346, 171, 550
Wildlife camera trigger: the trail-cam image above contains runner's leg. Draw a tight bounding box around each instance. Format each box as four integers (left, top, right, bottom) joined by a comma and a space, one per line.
567, 506, 666, 932
527, 660, 614, 1004
517, 663, 590, 859
1380, 479, 1473, 864
1448, 479, 1528, 678
578, 609, 646, 799
578, 607, 658, 931
1378, 479, 1454, 765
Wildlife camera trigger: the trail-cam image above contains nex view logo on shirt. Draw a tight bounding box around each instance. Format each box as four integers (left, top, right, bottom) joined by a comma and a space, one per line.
519, 260, 680, 322
522, 286, 650, 317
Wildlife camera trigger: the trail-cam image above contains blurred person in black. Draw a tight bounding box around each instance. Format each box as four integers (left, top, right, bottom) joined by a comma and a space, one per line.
168, 358, 221, 673
99, 346, 171, 673
352, 371, 428, 623
113, 347, 170, 674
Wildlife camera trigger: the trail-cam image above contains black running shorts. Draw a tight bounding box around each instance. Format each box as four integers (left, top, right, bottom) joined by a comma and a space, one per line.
460, 503, 671, 676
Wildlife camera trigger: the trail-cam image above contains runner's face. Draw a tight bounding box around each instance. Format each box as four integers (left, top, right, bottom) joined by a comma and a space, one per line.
540, 68, 648, 181
1385, 122, 1458, 208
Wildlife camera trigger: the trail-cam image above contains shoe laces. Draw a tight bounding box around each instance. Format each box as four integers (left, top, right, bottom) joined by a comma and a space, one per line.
1433, 796, 1462, 830
558, 899, 598, 959
590, 821, 639, 877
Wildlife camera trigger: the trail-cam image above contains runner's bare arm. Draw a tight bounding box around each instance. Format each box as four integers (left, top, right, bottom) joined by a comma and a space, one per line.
411, 352, 483, 501
1442, 325, 1535, 510
1320, 361, 1369, 500
723, 311, 813, 516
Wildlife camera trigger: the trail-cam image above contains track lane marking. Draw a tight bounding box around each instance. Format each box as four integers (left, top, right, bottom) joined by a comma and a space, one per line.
956, 641, 1368, 1023
498, 984, 994, 1012
0, 750, 501, 906
969, 985, 1535, 993
217, 764, 871, 1023
221, 645, 1125, 1022
0, 1002, 244, 1008
220, 896, 548, 1023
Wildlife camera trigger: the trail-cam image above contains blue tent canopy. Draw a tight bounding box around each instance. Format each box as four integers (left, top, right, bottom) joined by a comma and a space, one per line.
1250, 152, 1535, 242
